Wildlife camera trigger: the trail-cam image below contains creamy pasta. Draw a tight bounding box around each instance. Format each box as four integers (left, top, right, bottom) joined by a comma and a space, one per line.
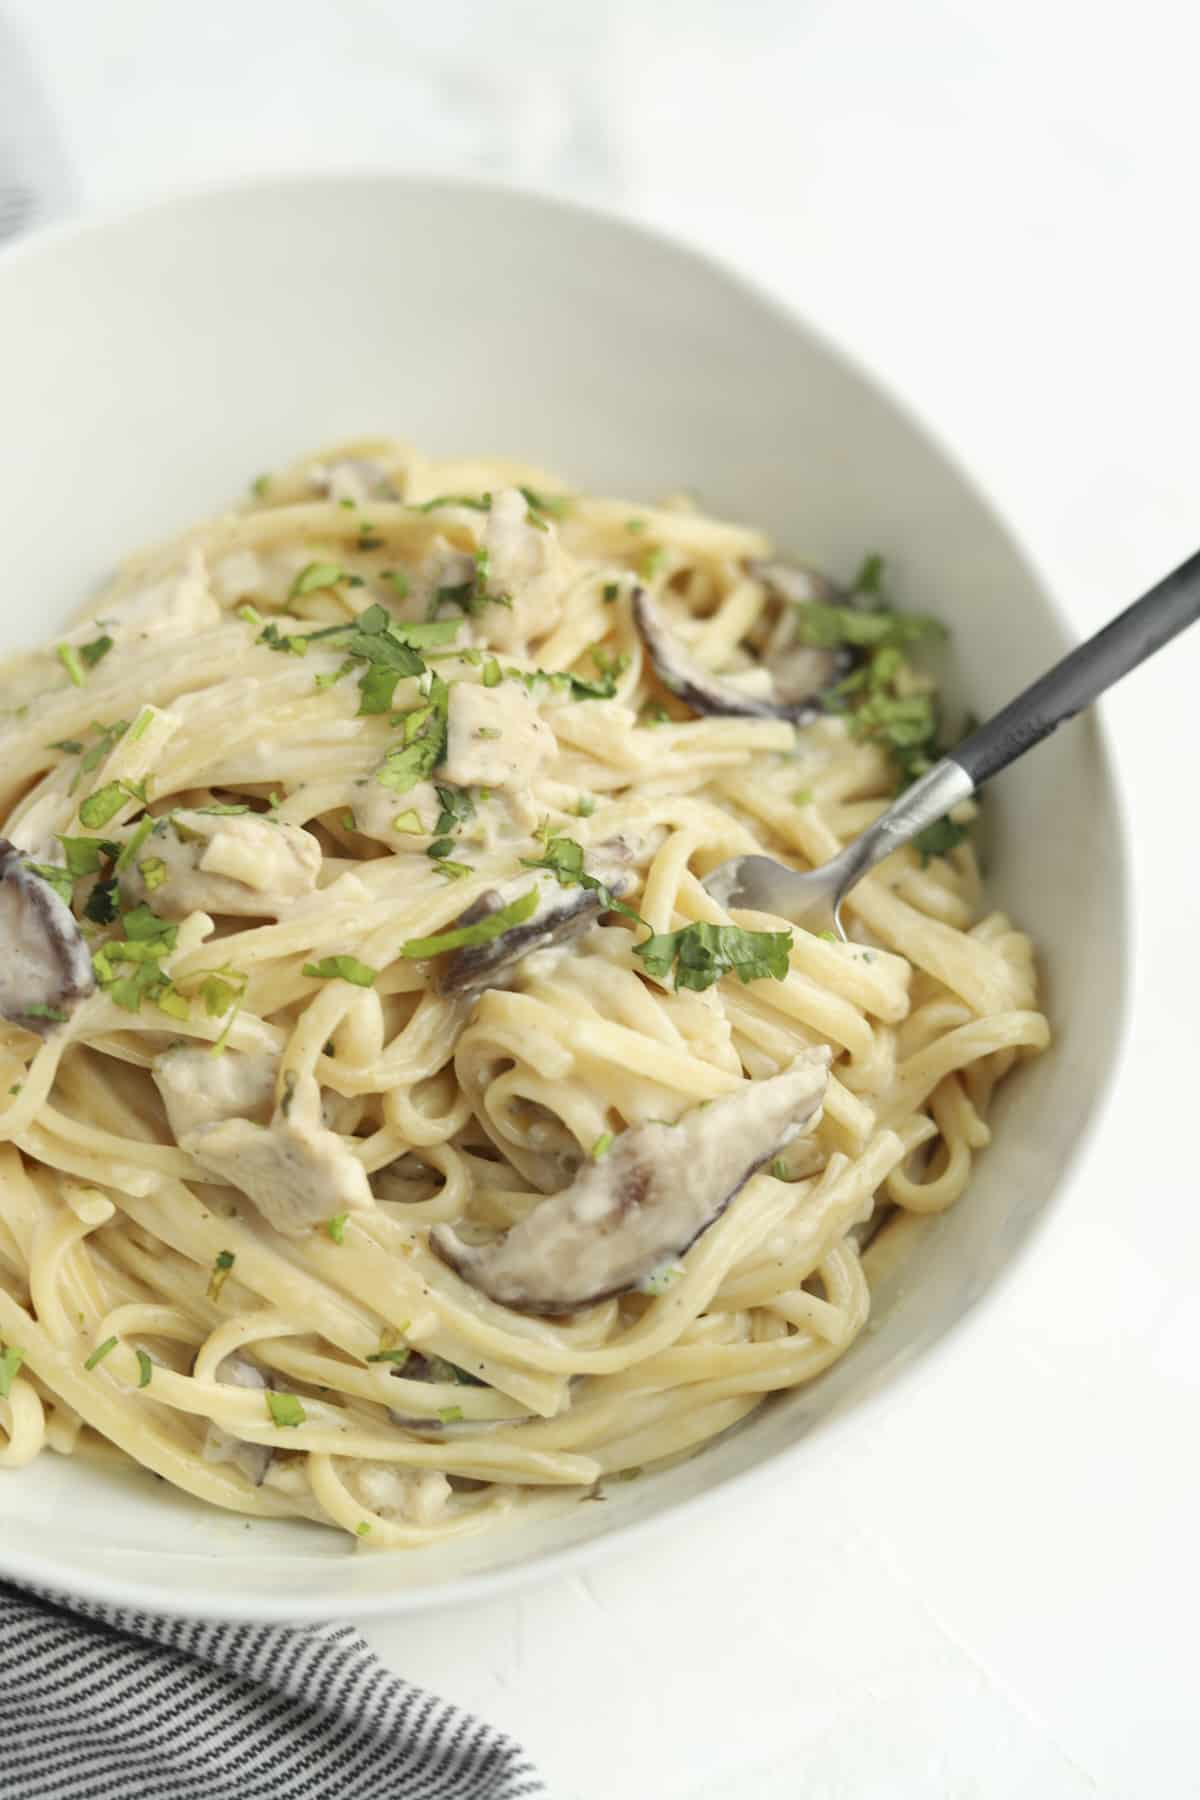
0, 440, 1049, 1548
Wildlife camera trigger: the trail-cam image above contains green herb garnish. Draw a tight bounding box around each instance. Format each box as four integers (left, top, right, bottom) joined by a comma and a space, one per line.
56, 643, 85, 687
912, 816, 969, 864
84, 1336, 118, 1371
136, 1349, 154, 1388
634, 921, 793, 992
325, 1213, 349, 1244
266, 1391, 305, 1429
303, 955, 378, 987
289, 561, 344, 598
80, 634, 114, 670
0, 1345, 24, 1397
207, 1249, 235, 1302
400, 885, 539, 960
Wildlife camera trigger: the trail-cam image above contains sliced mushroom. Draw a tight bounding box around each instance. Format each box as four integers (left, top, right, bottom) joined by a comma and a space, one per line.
431, 1047, 831, 1313
179, 1070, 374, 1236
750, 559, 841, 608
438, 846, 634, 996
0, 839, 94, 1034
633, 586, 855, 725
119, 810, 321, 920
201, 1352, 274, 1486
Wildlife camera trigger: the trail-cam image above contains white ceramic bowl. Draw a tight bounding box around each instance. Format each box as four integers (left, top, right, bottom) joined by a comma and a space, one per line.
0, 176, 1127, 1620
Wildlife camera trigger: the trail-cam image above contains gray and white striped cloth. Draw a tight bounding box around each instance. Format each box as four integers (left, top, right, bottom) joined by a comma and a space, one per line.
0, 1582, 546, 1799
0, 25, 546, 1800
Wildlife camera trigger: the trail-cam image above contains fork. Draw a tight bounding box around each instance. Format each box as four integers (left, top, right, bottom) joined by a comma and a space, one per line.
703, 546, 1200, 936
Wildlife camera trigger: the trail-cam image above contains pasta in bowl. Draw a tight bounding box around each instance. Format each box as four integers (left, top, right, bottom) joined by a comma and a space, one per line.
0, 439, 1049, 1551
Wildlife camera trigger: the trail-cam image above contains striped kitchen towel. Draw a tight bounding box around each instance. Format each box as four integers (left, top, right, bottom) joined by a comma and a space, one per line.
0, 1581, 547, 1799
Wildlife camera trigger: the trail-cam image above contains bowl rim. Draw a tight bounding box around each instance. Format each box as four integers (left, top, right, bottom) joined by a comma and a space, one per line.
0, 168, 1133, 1622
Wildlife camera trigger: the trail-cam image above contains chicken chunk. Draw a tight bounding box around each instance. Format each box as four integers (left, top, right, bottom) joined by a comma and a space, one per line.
476, 487, 573, 651
121, 810, 321, 919
67, 550, 220, 650
180, 1070, 373, 1236
443, 680, 554, 790
152, 1046, 279, 1142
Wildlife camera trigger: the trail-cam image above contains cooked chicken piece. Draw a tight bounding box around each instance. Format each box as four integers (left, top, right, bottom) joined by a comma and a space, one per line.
477, 487, 572, 651
67, 550, 220, 650
152, 1046, 279, 1142
442, 680, 555, 790
180, 1070, 373, 1236
120, 810, 321, 919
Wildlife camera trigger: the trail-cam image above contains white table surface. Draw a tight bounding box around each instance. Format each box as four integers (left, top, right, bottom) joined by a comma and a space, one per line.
7, 3, 1199, 1794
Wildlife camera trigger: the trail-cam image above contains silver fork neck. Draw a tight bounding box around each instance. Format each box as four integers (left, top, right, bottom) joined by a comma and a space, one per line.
830, 756, 976, 905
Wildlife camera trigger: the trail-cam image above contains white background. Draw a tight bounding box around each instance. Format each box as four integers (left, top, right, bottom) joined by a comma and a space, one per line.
7, 3, 1200, 1795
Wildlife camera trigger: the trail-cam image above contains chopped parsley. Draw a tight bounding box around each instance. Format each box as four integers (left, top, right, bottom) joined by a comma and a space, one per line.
518, 485, 570, 522
78, 782, 131, 828
289, 561, 344, 599
376, 674, 449, 794
266, 1391, 305, 1429
913, 816, 969, 864
796, 602, 945, 652
26, 862, 74, 907
602, 582, 620, 604
641, 548, 667, 581
482, 658, 502, 688
381, 569, 410, 599
84, 877, 119, 925
591, 1131, 613, 1161
365, 1346, 410, 1367
400, 885, 539, 959
84, 1336, 118, 1371
303, 955, 378, 987
80, 634, 114, 670
206, 1249, 235, 1302
634, 921, 793, 992
0, 1345, 24, 1397
59, 835, 118, 877
251, 473, 271, 499
136, 1349, 154, 1388
262, 604, 457, 716
520, 831, 645, 929
56, 643, 85, 687
325, 1213, 349, 1244
576, 794, 597, 817
438, 1405, 464, 1425
237, 603, 263, 626
20, 1002, 68, 1023
432, 785, 476, 836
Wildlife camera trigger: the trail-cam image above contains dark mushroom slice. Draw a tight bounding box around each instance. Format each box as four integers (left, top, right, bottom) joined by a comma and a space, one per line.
0, 838, 94, 1034
438, 848, 635, 996
200, 1352, 274, 1487
632, 588, 855, 725
431, 1047, 831, 1315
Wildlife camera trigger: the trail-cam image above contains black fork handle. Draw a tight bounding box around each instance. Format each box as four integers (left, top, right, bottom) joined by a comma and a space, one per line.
951, 547, 1200, 789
